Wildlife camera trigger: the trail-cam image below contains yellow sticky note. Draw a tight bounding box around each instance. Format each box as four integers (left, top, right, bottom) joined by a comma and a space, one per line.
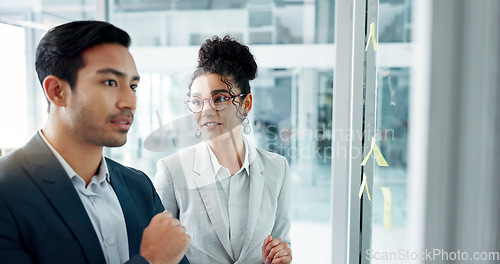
381, 187, 392, 231
364, 173, 371, 201
371, 139, 388, 166
371, 23, 378, 51
358, 173, 372, 201
361, 137, 388, 167
365, 22, 378, 51
358, 175, 366, 199
361, 146, 373, 166
364, 24, 372, 51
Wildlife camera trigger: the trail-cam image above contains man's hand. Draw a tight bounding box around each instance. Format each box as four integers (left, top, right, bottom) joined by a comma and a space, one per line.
262, 235, 292, 264
140, 211, 190, 264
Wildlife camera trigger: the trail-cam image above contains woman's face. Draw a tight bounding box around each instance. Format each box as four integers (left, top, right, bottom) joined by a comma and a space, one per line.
189, 73, 251, 141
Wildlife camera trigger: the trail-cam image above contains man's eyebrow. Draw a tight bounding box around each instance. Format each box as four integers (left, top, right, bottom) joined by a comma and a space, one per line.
97, 68, 125, 76
96, 68, 140, 81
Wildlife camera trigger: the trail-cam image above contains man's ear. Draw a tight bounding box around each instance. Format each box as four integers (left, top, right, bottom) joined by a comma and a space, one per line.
43, 75, 70, 107
243, 93, 253, 113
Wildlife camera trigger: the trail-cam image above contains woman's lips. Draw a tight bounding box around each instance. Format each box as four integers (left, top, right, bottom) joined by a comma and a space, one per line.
202, 121, 222, 130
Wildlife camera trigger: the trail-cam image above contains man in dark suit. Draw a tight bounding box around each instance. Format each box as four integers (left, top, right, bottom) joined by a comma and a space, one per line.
0, 21, 190, 264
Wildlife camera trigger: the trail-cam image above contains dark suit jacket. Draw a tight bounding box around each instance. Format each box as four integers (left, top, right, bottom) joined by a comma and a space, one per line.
0, 134, 189, 264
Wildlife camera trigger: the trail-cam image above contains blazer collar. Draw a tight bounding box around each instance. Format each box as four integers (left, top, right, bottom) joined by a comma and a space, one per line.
192, 139, 266, 261
107, 162, 142, 258
193, 137, 263, 176
193, 142, 213, 181
39, 130, 111, 184
22, 134, 106, 263
207, 137, 251, 177
238, 151, 265, 260
193, 142, 233, 260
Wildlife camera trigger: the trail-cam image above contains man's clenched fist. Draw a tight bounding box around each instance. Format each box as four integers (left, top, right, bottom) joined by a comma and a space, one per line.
140, 211, 190, 264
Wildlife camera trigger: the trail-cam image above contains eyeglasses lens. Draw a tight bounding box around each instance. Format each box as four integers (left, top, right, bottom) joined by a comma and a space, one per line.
186, 94, 230, 113
210, 94, 230, 111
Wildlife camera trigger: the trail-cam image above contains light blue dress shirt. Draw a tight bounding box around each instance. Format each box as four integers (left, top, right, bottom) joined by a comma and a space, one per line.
39, 131, 129, 264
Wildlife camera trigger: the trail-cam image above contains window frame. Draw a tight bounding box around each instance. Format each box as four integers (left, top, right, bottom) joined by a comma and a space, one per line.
331, 0, 366, 262
331, 0, 381, 263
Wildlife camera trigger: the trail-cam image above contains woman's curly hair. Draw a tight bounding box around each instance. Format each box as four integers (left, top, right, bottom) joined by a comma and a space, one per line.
188, 35, 257, 100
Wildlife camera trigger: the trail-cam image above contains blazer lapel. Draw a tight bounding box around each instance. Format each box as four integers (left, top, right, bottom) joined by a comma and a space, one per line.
239, 146, 265, 260
193, 143, 234, 261
107, 163, 141, 258
23, 134, 106, 264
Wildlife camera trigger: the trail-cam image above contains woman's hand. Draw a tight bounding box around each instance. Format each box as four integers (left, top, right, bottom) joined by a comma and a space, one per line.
261, 235, 292, 264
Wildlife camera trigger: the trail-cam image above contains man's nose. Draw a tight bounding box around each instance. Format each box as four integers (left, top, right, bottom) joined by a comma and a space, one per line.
117, 86, 137, 111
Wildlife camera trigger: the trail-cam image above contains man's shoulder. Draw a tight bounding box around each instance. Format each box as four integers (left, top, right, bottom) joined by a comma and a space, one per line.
104, 157, 162, 216
105, 157, 154, 187
0, 147, 28, 178
0, 133, 51, 175
105, 157, 143, 175
0, 147, 43, 202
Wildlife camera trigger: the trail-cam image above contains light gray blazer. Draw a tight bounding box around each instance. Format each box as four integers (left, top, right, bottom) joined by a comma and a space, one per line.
154, 142, 291, 264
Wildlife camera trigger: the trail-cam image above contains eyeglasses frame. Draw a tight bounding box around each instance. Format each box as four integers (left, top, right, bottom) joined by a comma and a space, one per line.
185, 93, 246, 113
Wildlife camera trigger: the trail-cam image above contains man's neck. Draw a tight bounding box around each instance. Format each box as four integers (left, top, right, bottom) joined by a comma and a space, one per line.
42, 126, 103, 186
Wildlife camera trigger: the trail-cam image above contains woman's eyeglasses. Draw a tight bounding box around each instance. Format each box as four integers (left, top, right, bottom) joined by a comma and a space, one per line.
185, 93, 245, 113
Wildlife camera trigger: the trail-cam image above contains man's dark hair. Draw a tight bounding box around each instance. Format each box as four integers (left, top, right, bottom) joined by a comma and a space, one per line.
35, 20, 131, 107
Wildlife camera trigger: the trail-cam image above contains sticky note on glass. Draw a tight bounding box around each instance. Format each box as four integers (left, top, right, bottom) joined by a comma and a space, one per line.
381, 187, 392, 231
358, 173, 371, 201
361, 137, 388, 167
365, 22, 378, 51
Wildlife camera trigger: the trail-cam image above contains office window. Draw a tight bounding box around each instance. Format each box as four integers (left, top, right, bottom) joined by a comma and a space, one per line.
0, 22, 28, 150
110, 0, 334, 45
360, 0, 412, 263
42, 0, 97, 21
108, 1, 335, 263
2, 1, 427, 263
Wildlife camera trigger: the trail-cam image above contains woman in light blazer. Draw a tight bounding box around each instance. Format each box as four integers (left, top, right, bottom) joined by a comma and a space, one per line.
154, 36, 292, 264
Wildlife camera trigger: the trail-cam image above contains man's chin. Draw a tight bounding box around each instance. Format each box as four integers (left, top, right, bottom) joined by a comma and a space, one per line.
105, 143, 126, 148
103, 136, 127, 148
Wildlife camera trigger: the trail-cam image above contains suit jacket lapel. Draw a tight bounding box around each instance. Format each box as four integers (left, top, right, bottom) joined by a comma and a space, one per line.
193, 143, 234, 261
107, 162, 141, 258
23, 134, 106, 264
239, 146, 265, 260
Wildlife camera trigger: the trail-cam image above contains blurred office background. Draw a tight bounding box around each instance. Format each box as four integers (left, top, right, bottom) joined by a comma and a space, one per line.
1, 0, 498, 263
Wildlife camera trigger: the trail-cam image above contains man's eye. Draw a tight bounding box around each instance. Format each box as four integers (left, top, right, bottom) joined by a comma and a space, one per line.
131, 84, 138, 91
104, 80, 117, 86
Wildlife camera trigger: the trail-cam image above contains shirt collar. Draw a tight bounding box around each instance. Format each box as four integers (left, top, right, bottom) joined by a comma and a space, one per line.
206, 136, 250, 177
38, 130, 110, 183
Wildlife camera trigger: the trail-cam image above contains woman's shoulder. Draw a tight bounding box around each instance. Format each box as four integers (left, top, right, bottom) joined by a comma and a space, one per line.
156, 144, 200, 188
159, 144, 198, 166
254, 146, 286, 160
252, 146, 288, 170
250, 146, 290, 185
